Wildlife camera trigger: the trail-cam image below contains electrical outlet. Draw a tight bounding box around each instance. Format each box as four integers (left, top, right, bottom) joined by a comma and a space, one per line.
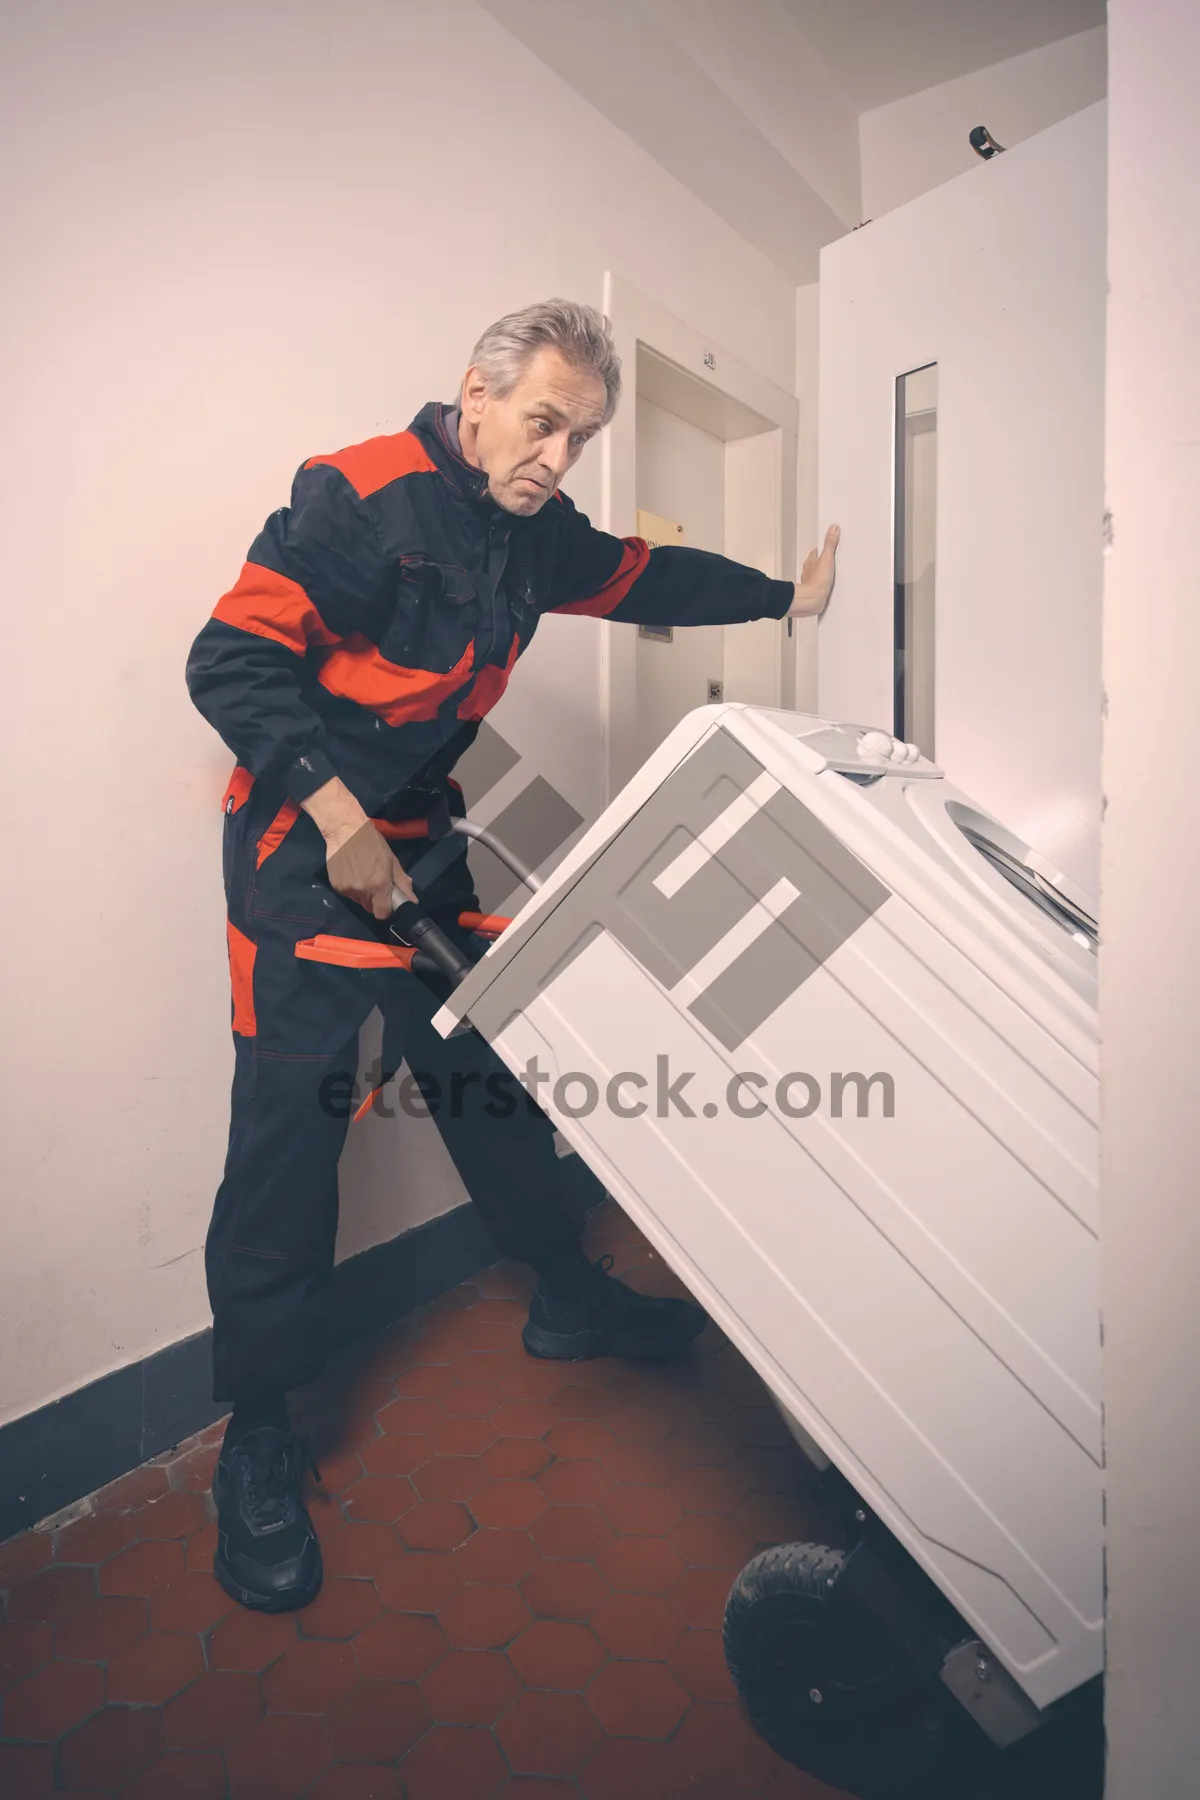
707, 679, 724, 703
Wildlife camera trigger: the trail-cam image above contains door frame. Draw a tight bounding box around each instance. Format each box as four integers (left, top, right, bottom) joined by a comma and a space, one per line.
600, 273, 799, 805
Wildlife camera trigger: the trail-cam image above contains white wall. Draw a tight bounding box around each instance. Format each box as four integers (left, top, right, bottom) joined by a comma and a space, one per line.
0, 0, 798, 1427
817, 104, 1107, 894
860, 27, 1107, 220
791, 283, 820, 713
1101, 2, 1200, 1792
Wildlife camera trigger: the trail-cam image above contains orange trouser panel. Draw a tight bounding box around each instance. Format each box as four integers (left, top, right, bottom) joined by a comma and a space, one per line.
293, 935, 416, 970
256, 800, 301, 867
222, 765, 256, 815
227, 921, 258, 1035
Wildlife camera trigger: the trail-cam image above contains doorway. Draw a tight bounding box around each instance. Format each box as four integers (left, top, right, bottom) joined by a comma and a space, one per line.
601, 276, 800, 802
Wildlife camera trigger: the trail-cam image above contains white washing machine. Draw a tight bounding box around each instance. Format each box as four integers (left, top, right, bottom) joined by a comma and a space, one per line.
433, 704, 1100, 1793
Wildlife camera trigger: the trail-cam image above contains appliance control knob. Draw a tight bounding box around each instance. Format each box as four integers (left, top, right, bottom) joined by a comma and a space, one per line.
859, 729, 893, 758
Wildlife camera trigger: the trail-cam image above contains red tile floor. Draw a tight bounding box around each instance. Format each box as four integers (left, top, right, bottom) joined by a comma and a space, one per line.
1, 1202, 1101, 1800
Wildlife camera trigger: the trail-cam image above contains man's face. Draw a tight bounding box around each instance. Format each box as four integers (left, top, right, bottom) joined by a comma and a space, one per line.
460, 347, 607, 517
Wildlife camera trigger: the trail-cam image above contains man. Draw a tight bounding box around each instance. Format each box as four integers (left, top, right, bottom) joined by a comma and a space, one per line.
186, 298, 838, 1614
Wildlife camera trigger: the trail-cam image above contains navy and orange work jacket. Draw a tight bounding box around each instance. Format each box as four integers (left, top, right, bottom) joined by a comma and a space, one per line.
185, 402, 794, 816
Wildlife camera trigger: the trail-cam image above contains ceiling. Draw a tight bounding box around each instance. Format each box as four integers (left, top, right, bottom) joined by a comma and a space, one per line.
479, 0, 1107, 283
778, 0, 1107, 112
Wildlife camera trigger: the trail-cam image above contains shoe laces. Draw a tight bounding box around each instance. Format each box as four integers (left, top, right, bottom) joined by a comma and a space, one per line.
233, 1430, 320, 1531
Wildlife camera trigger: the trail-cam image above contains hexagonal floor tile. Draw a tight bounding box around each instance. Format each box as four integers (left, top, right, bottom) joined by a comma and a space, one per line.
353, 1611, 447, 1682
341, 1477, 419, 1524
670, 1567, 736, 1631
7, 1565, 97, 1625
455, 1528, 539, 1587
360, 1433, 431, 1478
52, 1508, 138, 1566
0, 1534, 51, 1590
548, 1386, 616, 1422
586, 1659, 689, 1739
164, 1669, 264, 1750
672, 1700, 778, 1791
93, 1463, 171, 1514
149, 1571, 234, 1634
579, 1734, 697, 1800
305, 1763, 402, 1800
537, 1460, 613, 1508
544, 1419, 616, 1462
419, 1647, 519, 1724
0, 1619, 52, 1694
505, 1780, 580, 1800
668, 1513, 753, 1572
598, 1536, 684, 1595
296, 1579, 383, 1641
375, 1550, 462, 1615
590, 1592, 686, 1661
59, 1703, 166, 1791
490, 1398, 558, 1437
423, 1415, 498, 1458
393, 1364, 457, 1399
321, 1522, 403, 1581
134, 1489, 212, 1542
411, 1458, 487, 1504
1, 1657, 105, 1739
377, 1397, 447, 1438
225, 1709, 331, 1799
667, 1464, 748, 1515
121, 1749, 228, 1800
496, 1688, 602, 1777
519, 1559, 608, 1623
207, 1607, 298, 1672
107, 1628, 206, 1704
100, 1539, 186, 1599
508, 1618, 606, 1690
531, 1507, 613, 1562
481, 1437, 552, 1482
600, 1485, 682, 1536
468, 1482, 547, 1531
443, 1380, 510, 1418
54, 1593, 147, 1662
400, 1723, 508, 1800
0, 1743, 54, 1800
326, 1678, 429, 1763
396, 1501, 475, 1552
261, 1638, 358, 1713
439, 1584, 529, 1651
669, 1628, 737, 1705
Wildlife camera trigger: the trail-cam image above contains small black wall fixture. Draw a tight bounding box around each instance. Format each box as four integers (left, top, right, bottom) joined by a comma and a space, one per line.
970, 125, 1007, 160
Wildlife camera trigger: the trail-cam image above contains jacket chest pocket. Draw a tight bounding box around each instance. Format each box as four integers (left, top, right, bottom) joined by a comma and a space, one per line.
384, 556, 479, 672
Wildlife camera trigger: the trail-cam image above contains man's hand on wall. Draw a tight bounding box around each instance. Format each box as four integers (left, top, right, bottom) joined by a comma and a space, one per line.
788, 524, 840, 619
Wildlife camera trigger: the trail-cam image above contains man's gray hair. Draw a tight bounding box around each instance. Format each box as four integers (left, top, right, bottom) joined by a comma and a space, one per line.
469, 299, 622, 425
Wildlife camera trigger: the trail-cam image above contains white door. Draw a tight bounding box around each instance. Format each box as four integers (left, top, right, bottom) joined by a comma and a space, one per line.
602, 277, 799, 802
817, 104, 1107, 894
633, 398, 727, 773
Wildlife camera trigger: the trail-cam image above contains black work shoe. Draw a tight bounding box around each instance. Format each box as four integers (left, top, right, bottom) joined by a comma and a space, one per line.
212, 1426, 323, 1613
522, 1254, 706, 1361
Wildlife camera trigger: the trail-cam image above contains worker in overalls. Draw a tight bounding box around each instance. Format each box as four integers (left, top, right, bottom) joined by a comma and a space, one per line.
186, 298, 838, 1612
